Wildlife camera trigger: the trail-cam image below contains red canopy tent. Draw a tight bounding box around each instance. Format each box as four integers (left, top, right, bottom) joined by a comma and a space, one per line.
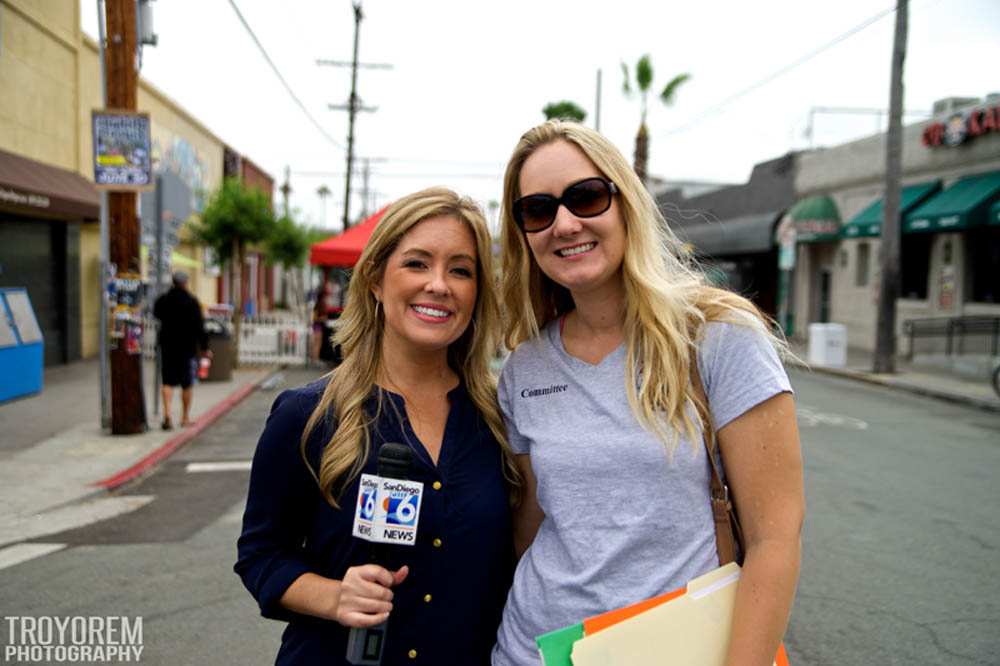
309, 206, 389, 267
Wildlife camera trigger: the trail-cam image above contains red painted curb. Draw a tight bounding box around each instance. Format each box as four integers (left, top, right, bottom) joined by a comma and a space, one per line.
93, 372, 274, 491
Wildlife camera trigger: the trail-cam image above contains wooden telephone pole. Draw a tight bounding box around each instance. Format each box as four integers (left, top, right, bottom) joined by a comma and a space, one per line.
105, 0, 146, 434
320, 1, 391, 229
874, 0, 909, 374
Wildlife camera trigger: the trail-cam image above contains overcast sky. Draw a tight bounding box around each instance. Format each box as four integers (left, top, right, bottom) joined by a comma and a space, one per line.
82, 0, 1000, 235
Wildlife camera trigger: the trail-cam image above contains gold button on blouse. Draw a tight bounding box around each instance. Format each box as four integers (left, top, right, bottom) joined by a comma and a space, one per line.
432, 538, 442, 548
424, 593, 432, 603
408, 649, 417, 659
432, 481, 442, 491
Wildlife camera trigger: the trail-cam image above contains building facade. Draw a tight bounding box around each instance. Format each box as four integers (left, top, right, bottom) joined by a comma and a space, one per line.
790, 95, 1000, 356
656, 153, 801, 320
0, 0, 276, 364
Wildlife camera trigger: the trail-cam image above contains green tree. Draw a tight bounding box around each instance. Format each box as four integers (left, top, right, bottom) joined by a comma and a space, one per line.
622, 55, 689, 183
265, 214, 311, 314
191, 177, 275, 364
542, 100, 587, 123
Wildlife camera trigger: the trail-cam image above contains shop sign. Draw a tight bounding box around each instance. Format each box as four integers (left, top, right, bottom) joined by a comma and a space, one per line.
0, 187, 50, 210
793, 218, 840, 241
922, 104, 1000, 148
775, 215, 797, 270
92, 110, 153, 189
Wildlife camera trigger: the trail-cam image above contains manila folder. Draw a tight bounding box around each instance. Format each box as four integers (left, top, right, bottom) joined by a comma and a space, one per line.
571, 562, 743, 666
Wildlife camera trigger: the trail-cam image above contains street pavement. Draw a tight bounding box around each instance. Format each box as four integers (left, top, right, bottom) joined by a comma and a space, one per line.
1, 363, 998, 664
0, 359, 275, 552
0, 367, 323, 665
785, 367, 1000, 665
787, 340, 1000, 413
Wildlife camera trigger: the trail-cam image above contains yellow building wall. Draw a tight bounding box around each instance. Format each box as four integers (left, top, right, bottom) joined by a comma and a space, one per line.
0, 0, 80, 169
0, 2, 226, 358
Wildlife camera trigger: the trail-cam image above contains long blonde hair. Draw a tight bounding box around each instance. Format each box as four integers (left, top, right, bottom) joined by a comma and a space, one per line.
500, 120, 783, 452
303, 187, 522, 507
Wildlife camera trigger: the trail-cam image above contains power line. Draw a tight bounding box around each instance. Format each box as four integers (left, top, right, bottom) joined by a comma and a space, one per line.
665, 4, 898, 136
226, 0, 345, 151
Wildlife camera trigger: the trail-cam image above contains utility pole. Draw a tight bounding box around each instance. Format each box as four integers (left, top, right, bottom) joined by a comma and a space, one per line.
280, 165, 291, 218
595, 68, 602, 132
104, 0, 145, 434
319, 2, 391, 229
360, 158, 371, 219
874, 0, 909, 374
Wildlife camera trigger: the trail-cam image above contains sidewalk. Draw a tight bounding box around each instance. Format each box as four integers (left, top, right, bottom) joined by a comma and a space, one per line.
0, 358, 278, 550
787, 341, 1000, 413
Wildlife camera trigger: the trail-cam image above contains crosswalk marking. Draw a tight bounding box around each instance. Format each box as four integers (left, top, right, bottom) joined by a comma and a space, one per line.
0, 543, 66, 572
185, 461, 253, 473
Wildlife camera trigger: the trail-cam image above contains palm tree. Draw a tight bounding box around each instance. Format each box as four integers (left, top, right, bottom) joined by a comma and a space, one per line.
621, 55, 689, 183
316, 184, 332, 227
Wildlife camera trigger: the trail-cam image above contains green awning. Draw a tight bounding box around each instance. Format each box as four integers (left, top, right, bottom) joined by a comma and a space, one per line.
904, 170, 1000, 233
790, 195, 840, 243
990, 199, 1000, 226
842, 181, 941, 238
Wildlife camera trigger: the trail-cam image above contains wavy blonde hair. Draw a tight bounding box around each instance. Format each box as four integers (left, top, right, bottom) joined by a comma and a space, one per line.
500, 120, 784, 452
303, 187, 522, 507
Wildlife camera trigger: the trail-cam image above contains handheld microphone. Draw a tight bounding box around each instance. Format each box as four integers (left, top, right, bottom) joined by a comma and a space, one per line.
346, 442, 413, 665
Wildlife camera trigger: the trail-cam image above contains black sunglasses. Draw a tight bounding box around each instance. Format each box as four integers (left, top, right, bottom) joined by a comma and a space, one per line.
512, 177, 618, 233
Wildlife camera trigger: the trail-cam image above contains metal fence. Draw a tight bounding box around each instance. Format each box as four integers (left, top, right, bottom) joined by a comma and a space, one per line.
904, 316, 1000, 359
239, 316, 311, 366
143, 314, 311, 366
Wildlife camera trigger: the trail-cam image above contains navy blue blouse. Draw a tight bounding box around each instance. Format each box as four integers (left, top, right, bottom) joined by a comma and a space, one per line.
235, 379, 514, 665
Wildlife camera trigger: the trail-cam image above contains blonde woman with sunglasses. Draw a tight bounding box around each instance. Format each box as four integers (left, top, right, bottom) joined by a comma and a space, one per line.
492, 121, 804, 666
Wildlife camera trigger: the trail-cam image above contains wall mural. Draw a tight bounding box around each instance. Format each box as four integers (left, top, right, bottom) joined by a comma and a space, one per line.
140, 132, 216, 288
150, 134, 209, 212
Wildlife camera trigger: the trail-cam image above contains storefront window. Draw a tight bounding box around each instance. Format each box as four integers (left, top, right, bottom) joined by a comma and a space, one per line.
901, 234, 931, 300
855, 242, 870, 287
967, 227, 1000, 303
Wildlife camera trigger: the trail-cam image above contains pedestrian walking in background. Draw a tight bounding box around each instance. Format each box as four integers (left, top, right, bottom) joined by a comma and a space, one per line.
492, 120, 804, 666
235, 188, 521, 665
153, 271, 210, 430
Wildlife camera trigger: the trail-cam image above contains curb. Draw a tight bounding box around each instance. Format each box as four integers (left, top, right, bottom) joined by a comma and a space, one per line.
787, 360, 1000, 414
92, 368, 280, 491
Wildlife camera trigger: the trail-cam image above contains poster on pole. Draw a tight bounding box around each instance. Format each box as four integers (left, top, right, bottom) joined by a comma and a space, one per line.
91, 110, 153, 190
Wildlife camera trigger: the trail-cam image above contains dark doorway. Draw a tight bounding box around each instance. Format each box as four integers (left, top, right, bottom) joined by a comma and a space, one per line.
0, 218, 77, 365
817, 269, 832, 323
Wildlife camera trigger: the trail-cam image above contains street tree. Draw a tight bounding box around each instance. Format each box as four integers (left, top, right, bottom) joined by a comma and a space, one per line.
191, 177, 275, 365
266, 214, 310, 315
621, 55, 689, 183
543, 100, 587, 123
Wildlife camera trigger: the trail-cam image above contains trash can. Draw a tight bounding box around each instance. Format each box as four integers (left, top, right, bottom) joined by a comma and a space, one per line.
204, 318, 234, 381
807, 323, 847, 367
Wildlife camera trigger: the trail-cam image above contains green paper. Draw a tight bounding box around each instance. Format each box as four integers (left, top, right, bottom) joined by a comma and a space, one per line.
536, 622, 585, 666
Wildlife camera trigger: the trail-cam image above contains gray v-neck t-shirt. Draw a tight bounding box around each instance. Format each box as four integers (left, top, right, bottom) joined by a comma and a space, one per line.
492, 319, 792, 665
